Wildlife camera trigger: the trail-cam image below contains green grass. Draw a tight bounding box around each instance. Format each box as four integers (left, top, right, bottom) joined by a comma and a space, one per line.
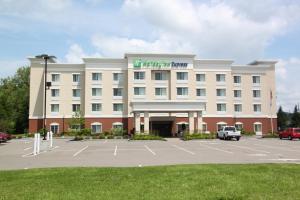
0, 164, 299, 200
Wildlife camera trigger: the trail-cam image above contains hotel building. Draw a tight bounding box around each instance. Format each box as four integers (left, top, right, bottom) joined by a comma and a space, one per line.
28, 53, 277, 136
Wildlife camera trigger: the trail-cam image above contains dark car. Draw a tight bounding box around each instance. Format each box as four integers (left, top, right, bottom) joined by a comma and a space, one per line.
279, 128, 300, 140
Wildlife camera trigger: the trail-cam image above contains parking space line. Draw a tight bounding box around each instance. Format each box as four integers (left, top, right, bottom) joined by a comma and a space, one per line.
172, 145, 195, 155
114, 145, 118, 156
200, 143, 233, 154
24, 147, 32, 151
144, 145, 156, 155
226, 144, 270, 154
73, 146, 88, 157
254, 144, 300, 152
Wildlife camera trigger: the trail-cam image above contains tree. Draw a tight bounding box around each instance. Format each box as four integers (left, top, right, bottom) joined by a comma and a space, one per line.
68, 111, 85, 131
0, 67, 30, 134
277, 106, 288, 130
290, 105, 300, 127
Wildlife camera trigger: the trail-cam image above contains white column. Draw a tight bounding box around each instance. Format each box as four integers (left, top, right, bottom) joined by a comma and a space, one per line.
144, 112, 149, 134
188, 111, 194, 133
135, 112, 141, 133
197, 111, 203, 133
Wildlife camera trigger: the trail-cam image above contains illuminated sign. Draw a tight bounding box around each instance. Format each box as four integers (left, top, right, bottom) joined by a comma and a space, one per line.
133, 59, 188, 69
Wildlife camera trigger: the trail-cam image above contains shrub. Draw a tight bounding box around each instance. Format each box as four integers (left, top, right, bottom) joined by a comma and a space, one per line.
106, 135, 114, 139
241, 129, 255, 136
263, 131, 279, 138
132, 134, 165, 140
74, 136, 83, 141
99, 134, 105, 139
110, 128, 126, 136
81, 128, 91, 136
183, 133, 216, 141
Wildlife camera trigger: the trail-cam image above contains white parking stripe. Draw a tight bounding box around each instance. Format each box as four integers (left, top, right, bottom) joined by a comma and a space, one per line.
226, 144, 270, 154
73, 146, 88, 157
114, 145, 118, 156
200, 143, 233, 154
254, 144, 300, 152
24, 147, 32, 151
172, 145, 195, 155
144, 145, 156, 155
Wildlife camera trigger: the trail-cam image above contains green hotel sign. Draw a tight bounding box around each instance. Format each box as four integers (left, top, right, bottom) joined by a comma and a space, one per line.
133, 59, 188, 69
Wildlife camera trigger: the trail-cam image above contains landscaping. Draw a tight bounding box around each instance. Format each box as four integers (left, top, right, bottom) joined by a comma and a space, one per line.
132, 134, 165, 140
183, 133, 216, 140
0, 164, 299, 200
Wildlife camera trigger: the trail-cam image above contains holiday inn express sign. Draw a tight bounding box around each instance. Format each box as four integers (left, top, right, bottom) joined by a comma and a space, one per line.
133, 59, 188, 69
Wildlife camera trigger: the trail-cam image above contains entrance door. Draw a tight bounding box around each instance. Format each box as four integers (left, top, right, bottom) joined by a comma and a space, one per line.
151, 121, 173, 137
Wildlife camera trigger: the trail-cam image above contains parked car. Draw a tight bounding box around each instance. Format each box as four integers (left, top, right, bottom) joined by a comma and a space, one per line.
279, 128, 300, 140
217, 126, 241, 141
0, 132, 11, 142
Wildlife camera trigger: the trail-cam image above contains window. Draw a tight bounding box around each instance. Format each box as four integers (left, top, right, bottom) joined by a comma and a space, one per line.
91, 123, 102, 134
113, 103, 123, 112
51, 104, 59, 113
235, 123, 243, 131
176, 72, 188, 80
134, 72, 145, 80
72, 104, 80, 112
51, 89, 59, 97
233, 76, 241, 84
134, 87, 145, 95
196, 89, 206, 97
254, 123, 262, 133
196, 74, 205, 82
72, 89, 80, 97
234, 90, 242, 98
73, 74, 80, 82
252, 76, 260, 84
155, 88, 167, 96
92, 103, 102, 112
50, 124, 59, 134
217, 122, 227, 131
234, 104, 242, 112
92, 73, 102, 81
216, 74, 225, 82
202, 124, 207, 132
253, 104, 261, 112
92, 88, 102, 96
177, 87, 188, 96
216, 89, 226, 97
154, 72, 167, 80
217, 103, 226, 112
113, 88, 123, 96
51, 74, 60, 82
113, 73, 123, 81
253, 90, 261, 98
112, 122, 123, 129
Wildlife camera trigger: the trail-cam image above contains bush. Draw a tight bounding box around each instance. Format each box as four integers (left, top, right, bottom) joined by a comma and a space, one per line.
241, 129, 255, 136
263, 131, 279, 138
74, 136, 83, 141
106, 135, 114, 139
110, 128, 126, 136
183, 133, 216, 141
132, 134, 165, 140
81, 128, 91, 136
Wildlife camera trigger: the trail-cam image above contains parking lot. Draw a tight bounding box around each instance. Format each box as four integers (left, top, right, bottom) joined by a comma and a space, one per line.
0, 137, 299, 170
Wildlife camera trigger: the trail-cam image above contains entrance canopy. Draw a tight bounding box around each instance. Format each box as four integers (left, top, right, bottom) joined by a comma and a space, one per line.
131, 100, 205, 112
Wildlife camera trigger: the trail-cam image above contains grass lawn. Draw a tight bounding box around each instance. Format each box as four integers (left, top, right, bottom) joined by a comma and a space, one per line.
0, 164, 299, 200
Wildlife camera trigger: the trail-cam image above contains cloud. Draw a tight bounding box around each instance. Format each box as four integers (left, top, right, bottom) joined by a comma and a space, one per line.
65, 43, 101, 63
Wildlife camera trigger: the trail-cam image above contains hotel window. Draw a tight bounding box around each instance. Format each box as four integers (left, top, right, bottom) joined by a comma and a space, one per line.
72, 89, 80, 97
196, 74, 205, 82
177, 87, 188, 96
92, 73, 102, 81
253, 104, 261, 112
51, 89, 59, 97
217, 103, 226, 112
196, 89, 206, 97
113, 88, 123, 96
154, 72, 167, 80
254, 123, 262, 133
113, 103, 123, 112
72, 104, 80, 112
112, 122, 123, 130
92, 103, 102, 112
253, 90, 261, 98
51, 104, 59, 113
216, 89, 226, 97
176, 72, 188, 80
216, 74, 226, 82
73, 74, 80, 83
235, 123, 243, 131
92, 88, 102, 96
234, 104, 242, 112
233, 76, 241, 84
51, 74, 60, 82
252, 76, 260, 84
134, 87, 145, 95
91, 123, 102, 134
234, 90, 242, 98
217, 122, 227, 131
134, 72, 145, 80
113, 73, 123, 81
50, 124, 59, 134
155, 88, 167, 96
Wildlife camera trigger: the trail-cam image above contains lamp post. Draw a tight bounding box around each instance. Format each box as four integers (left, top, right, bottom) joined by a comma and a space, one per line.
35, 54, 56, 140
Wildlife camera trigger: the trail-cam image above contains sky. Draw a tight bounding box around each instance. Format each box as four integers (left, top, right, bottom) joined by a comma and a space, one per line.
0, 0, 300, 111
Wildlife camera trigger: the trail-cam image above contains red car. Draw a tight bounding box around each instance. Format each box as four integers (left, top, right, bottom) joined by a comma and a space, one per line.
279, 128, 300, 140
0, 132, 11, 142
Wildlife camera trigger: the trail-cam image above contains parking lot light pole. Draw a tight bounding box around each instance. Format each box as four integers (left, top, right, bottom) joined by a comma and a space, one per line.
35, 54, 56, 140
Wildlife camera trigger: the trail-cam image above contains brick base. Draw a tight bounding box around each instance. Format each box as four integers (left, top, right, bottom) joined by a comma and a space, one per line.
28, 117, 277, 135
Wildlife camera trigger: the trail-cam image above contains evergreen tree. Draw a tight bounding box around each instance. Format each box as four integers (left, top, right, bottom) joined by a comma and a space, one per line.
290, 105, 300, 127
277, 106, 288, 130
